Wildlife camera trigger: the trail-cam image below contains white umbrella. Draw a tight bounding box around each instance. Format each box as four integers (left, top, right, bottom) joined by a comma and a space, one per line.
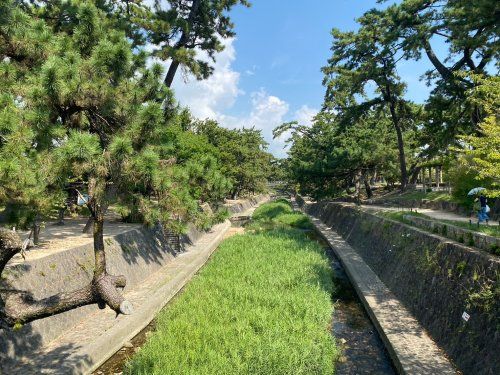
467, 187, 486, 196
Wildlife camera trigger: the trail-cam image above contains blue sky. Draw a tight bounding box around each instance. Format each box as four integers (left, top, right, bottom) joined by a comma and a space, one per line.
172, 0, 446, 156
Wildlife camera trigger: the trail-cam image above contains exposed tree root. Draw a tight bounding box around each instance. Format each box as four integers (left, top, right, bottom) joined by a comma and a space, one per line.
0, 227, 132, 329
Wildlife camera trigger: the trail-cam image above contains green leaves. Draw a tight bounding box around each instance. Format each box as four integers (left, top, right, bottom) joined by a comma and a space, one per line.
73, 2, 102, 56
109, 135, 133, 160
454, 74, 500, 197
147, 0, 250, 85
0, 0, 262, 233
59, 131, 102, 161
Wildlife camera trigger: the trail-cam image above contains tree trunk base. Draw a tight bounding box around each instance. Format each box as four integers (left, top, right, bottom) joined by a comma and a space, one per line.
1, 228, 133, 327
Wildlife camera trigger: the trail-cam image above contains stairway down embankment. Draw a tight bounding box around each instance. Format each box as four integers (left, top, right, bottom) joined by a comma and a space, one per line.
298, 197, 499, 375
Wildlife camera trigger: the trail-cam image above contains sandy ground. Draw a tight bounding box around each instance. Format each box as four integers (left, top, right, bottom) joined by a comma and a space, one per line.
223, 227, 245, 239
10, 218, 140, 264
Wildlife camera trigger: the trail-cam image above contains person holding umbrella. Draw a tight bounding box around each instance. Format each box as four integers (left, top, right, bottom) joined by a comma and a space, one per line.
479, 193, 490, 224
468, 187, 489, 224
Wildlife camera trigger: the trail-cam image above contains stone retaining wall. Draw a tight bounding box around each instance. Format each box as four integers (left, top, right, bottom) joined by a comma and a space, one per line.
299, 198, 500, 375
0, 195, 268, 364
403, 214, 500, 255
1, 226, 176, 362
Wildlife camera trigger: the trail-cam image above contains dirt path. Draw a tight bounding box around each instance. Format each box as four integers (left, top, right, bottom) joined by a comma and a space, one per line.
11, 218, 140, 264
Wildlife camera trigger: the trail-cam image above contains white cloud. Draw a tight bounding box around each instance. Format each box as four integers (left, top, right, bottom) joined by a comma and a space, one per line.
158, 38, 313, 157
167, 39, 292, 157
249, 89, 290, 128
172, 38, 243, 119
219, 89, 290, 157
294, 105, 317, 127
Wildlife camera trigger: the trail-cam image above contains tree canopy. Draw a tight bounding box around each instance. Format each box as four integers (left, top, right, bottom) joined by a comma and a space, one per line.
0, 0, 259, 327
279, 0, 499, 200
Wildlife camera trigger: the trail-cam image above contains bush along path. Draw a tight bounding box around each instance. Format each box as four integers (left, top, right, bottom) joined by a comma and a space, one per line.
125, 200, 338, 374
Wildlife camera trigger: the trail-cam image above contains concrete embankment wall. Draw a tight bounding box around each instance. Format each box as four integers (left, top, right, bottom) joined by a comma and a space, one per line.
300, 199, 499, 375
224, 195, 269, 215
0, 195, 268, 362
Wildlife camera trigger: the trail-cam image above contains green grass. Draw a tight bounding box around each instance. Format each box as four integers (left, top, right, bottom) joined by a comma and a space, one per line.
440, 219, 500, 238
377, 210, 428, 224
378, 210, 500, 238
126, 201, 337, 375
385, 190, 454, 203
246, 199, 314, 231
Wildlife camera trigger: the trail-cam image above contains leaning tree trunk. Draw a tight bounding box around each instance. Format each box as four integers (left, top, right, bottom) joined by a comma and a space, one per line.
163, 0, 202, 87
164, 60, 180, 88
90, 210, 133, 315
83, 216, 94, 234
0, 203, 132, 328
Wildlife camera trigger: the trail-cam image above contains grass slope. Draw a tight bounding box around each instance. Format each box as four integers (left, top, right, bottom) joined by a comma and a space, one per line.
380, 210, 500, 238
384, 190, 455, 203
126, 200, 337, 374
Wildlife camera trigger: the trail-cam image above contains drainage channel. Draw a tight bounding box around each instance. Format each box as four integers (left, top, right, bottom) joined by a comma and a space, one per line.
330, 256, 396, 374
306, 230, 396, 375
94, 322, 154, 374
95, 219, 395, 375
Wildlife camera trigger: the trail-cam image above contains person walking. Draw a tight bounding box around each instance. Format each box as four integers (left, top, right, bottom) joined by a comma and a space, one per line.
478, 193, 489, 224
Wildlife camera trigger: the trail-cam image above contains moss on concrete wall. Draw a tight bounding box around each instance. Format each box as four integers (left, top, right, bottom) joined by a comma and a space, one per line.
303, 200, 500, 375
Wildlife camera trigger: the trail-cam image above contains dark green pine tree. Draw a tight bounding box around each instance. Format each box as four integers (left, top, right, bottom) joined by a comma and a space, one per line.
148, 0, 251, 87
321, 10, 424, 190
0, 0, 233, 327
192, 119, 272, 199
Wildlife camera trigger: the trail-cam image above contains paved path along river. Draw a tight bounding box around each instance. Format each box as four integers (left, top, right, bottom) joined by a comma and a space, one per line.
361, 204, 472, 222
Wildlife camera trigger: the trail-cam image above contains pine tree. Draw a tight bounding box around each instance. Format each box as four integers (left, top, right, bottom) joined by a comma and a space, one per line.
321, 11, 422, 190
148, 0, 251, 87
0, 0, 235, 327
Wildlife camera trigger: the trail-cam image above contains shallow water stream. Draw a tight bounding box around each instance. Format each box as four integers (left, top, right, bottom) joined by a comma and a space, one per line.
307, 231, 396, 375
330, 256, 395, 374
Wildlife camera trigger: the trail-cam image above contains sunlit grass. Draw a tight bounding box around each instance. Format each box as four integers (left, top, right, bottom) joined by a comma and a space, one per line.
247, 199, 314, 231
379, 210, 500, 238
126, 201, 337, 374
385, 190, 454, 202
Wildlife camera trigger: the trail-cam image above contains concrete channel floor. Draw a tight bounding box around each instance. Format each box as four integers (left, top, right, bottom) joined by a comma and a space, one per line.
3, 220, 231, 375
295, 201, 458, 375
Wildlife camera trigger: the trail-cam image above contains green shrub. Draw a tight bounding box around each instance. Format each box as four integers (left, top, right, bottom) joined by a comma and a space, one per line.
447, 157, 492, 209
248, 200, 313, 231
489, 244, 500, 256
